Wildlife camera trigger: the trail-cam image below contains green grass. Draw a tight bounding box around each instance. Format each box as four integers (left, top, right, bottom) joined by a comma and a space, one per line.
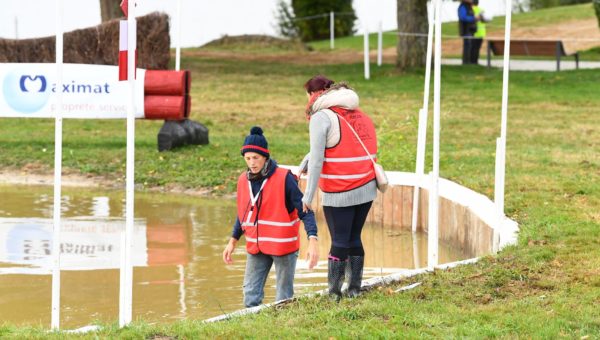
1, 41, 600, 337
506, 3, 595, 28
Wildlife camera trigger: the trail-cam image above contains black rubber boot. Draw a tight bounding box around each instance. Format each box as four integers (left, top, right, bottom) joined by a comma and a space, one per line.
328, 258, 346, 300
346, 256, 364, 298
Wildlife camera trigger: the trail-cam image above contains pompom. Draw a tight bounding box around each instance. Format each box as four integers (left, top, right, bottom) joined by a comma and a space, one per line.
250, 126, 263, 136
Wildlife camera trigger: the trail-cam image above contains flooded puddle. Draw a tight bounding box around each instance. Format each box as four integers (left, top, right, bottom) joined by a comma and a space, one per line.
0, 184, 470, 328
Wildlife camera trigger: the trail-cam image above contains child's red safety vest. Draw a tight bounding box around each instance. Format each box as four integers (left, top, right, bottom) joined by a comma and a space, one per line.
237, 167, 300, 256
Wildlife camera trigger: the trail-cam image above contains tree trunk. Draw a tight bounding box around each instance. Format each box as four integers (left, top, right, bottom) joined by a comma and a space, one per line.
595, 0, 600, 29
100, 0, 124, 22
396, 0, 428, 70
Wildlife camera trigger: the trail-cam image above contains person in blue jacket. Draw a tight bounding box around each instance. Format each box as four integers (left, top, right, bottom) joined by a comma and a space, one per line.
222, 126, 319, 308
458, 0, 482, 65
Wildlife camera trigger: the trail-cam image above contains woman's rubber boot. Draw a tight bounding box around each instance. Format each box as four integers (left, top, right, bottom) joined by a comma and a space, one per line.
328, 258, 346, 301
346, 256, 364, 298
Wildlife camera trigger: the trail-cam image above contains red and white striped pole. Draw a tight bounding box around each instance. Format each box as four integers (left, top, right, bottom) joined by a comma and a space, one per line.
118, 0, 136, 81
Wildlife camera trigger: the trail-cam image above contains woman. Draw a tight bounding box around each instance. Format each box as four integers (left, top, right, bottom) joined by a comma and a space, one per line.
300, 75, 378, 299
223, 126, 319, 307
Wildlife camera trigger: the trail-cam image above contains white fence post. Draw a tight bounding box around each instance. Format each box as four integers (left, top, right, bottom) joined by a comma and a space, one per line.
411, 5, 435, 234
51, 0, 64, 330
495, 137, 505, 218
175, 0, 182, 71
428, 0, 442, 269
330, 11, 335, 49
120, 0, 137, 327
495, 0, 512, 220
363, 25, 370, 80
377, 21, 383, 66
427, 172, 439, 267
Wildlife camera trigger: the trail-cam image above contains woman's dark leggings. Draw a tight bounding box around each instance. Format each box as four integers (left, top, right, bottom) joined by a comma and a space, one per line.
323, 201, 373, 261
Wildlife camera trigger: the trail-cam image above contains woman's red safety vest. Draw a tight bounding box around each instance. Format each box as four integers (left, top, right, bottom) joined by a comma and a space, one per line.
237, 167, 300, 256
319, 106, 377, 193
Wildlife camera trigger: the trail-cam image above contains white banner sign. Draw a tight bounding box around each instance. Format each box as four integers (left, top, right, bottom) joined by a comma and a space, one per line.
0, 63, 145, 119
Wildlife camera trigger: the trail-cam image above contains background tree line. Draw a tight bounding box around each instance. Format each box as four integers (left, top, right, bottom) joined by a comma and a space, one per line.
99, 0, 600, 71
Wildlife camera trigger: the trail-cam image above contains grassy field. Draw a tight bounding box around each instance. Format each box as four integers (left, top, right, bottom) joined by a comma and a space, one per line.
1, 6, 600, 337
1, 48, 599, 337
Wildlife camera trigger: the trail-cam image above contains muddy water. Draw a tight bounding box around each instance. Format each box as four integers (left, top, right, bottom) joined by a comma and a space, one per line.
0, 185, 470, 329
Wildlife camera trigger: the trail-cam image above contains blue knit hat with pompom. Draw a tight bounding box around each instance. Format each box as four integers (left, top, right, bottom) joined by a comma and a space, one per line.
241, 126, 269, 158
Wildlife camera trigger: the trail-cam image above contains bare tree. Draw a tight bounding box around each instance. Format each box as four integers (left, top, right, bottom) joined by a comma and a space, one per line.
100, 0, 124, 22
595, 0, 600, 29
396, 0, 428, 70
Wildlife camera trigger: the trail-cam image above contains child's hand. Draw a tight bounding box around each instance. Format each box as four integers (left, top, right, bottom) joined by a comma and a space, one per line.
222, 238, 237, 264
306, 237, 319, 270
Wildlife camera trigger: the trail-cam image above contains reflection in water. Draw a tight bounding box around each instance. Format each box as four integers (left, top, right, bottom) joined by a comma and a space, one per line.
0, 185, 469, 329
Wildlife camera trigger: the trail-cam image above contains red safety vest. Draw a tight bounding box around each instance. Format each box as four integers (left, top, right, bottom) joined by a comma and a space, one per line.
237, 167, 300, 256
319, 106, 377, 193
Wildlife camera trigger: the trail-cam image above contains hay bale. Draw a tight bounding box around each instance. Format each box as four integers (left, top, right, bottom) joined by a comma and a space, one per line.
0, 12, 170, 69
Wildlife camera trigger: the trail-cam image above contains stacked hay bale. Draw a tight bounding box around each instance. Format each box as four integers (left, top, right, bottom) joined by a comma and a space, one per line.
0, 12, 170, 70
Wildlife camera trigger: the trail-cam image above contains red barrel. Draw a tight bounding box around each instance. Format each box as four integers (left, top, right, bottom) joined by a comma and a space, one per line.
144, 70, 187, 96
144, 95, 185, 120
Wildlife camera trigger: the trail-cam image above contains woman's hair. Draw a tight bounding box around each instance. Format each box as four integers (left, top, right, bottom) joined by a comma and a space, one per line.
304, 75, 334, 94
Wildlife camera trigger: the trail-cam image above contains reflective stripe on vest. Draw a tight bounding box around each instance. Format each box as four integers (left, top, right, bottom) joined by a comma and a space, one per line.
241, 218, 300, 227
237, 167, 300, 256
324, 154, 377, 162
246, 236, 299, 243
320, 171, 373, 179
319, 107, 377, 193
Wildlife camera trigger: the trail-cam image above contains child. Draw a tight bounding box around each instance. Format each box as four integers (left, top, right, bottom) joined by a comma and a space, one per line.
222, 126, 319, 307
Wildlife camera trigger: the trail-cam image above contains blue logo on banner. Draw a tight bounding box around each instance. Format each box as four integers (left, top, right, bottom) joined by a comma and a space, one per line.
3, 69, 51, 113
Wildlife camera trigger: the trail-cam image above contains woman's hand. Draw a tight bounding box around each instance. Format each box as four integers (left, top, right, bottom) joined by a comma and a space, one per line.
302, 202, 312, 213
306, 237, 319, 270
222, 238, 237, 264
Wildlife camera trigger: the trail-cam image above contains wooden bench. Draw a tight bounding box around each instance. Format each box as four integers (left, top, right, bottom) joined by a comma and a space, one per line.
486, 39, 580, 71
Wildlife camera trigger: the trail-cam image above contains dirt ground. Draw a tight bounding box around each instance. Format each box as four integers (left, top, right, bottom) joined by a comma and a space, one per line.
0, 169, 108, 188
188, 18, 600, 64
0, 168, 213, 196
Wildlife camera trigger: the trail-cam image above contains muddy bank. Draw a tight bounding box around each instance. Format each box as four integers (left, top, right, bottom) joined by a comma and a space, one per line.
0, 169, 216, 197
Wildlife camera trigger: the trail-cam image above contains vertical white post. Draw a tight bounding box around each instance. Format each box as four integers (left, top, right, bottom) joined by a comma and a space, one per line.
377, 21, 383, 66
175, 0, 182, 71
411, 108, 427, 233
495, 138, 505, 217
427, 172, 439, 267
411, 5, 435, 234
14, 17, 19, 39
495, 0, 512, 219
363, 24, 370, 80
330, 11, 335, 49
51, 0, 64, 330
119, 231, 126, 324
120, 0, 136, 327
428, 0, 442, 269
